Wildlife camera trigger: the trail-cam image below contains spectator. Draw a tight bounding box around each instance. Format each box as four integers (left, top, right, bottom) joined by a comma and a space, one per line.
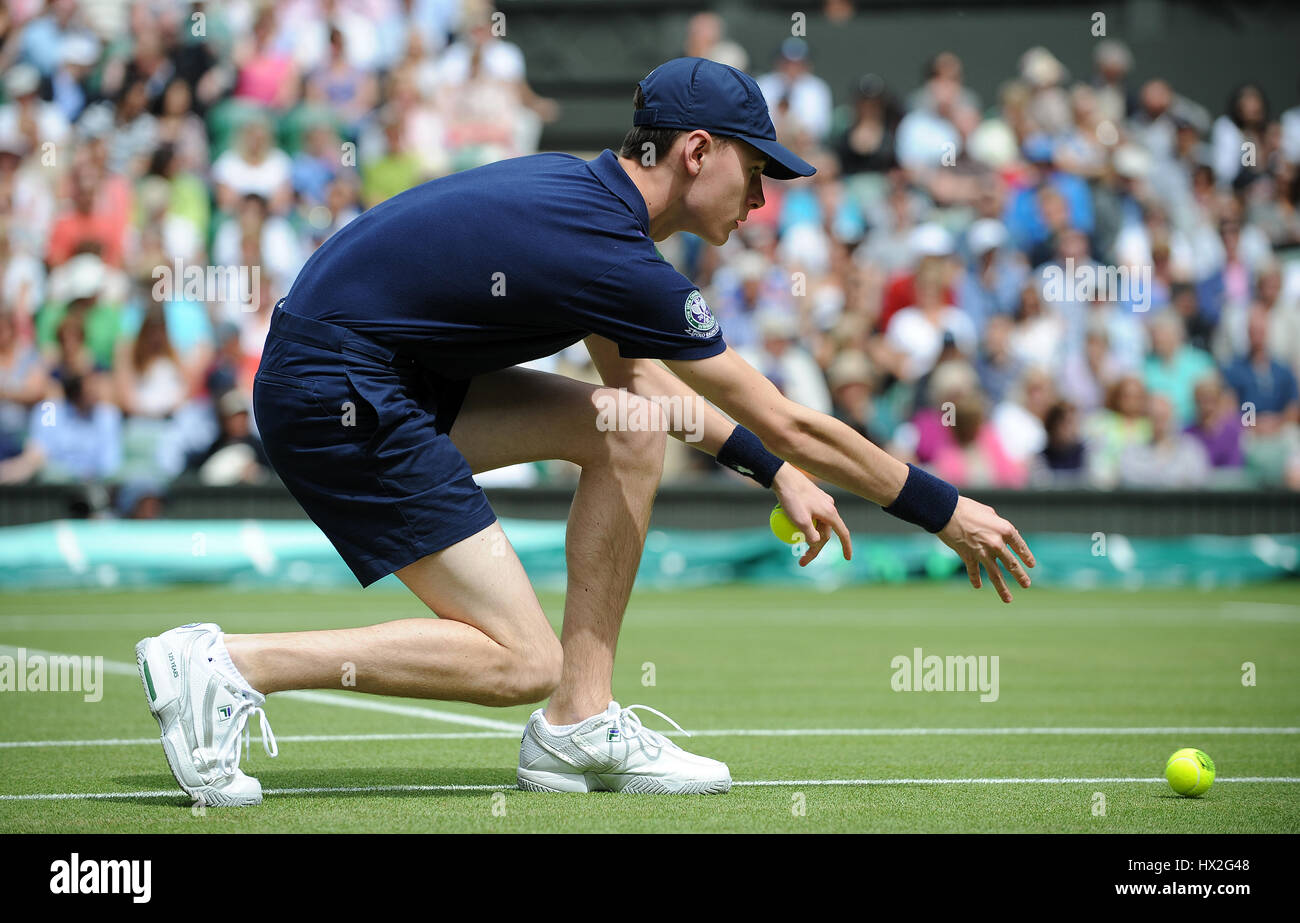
361, 106, 424, 207
890, 358, 979, 466
25, 372, 122, 484
1005, 137, 1094, 255
1186, 372, 1244, 469
930, 392, 1028, 488
1059, 321, 1122, 413
306, 28, 378, 133
1220, 308, 1300, 487
0, 63, 71, 151
114, 306, 186, 419
827, 349, 879, 441
16, 0, 90, 79
99, 22, 175, 112
885, 257, 977, 381
49, 313, 97, 384
36, 253, 123, 369
875, 223, 959, 333
1120, 393, 1210, 487
1084, 374, 1152, 487
959, 218, 1026, 331
211, 193, 301, 296
1212, 84, 1269, 188
975, 313, 1024, 406
0, 308, 47, 460
1032, 400, 1087, 484
683, 12, 748, 72
103, 77, 159, 177
430, 2, 558, 157
709, 250, 782, 352
292, 120, 346, 208
211, 117, 294, 215
1019, 47, 1070, 133
757, 38, 833, 145
154, 79, 210, 175
1143, 313, 1216, 425
1007, 278, 1066, 373
45, 164, 126, 267
49, 32, 99, 122
232, 6, 299, 110
835, 74, 898, 176
993, 364, 1056, 465
194, 389, 270, 486
738, 310, 831, 414
1090, 39, 1135, 124
1221, 307, 1299, 425
895, 56, 973, 172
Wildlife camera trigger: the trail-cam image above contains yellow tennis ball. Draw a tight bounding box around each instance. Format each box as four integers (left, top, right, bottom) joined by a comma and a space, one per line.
1165, 747, 1215, 797
769, 505, 803, 545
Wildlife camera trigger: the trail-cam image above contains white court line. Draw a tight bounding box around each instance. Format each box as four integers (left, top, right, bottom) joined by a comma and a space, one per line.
277, 691, 521, 732
3, 726, 1299, 749
0, 646, 521, 733
1219, 602, 1300, 623
4, 646, 1297, 743
3, 777, 1299, 802
691, 726, 1300, 737
0, 732, 515, 749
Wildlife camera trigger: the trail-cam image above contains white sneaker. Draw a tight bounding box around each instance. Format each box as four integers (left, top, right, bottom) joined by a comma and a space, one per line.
517, 701, 731, 794
135, 623, 277, 807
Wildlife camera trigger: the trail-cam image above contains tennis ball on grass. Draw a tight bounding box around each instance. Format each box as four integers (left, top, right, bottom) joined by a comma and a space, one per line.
1165, 748, 1215, 797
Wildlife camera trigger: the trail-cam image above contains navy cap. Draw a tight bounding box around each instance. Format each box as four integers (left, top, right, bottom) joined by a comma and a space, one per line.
632, 57, 816, 180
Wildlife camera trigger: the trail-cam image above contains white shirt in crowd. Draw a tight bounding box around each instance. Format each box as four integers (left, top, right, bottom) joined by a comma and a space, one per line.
885, 306, 978, 381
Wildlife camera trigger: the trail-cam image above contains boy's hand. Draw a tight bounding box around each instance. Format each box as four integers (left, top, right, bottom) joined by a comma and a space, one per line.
938, 496, 1036, 602
771, 463, 853, 567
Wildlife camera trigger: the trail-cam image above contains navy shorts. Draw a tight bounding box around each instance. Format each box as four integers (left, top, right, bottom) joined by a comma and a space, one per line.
253, 305, 498, 586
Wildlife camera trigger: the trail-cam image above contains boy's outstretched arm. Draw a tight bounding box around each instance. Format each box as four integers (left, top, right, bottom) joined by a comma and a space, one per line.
665, 346, 1036, 602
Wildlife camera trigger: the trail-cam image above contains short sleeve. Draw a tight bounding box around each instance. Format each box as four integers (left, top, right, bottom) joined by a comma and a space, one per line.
1282, 366, 1300, 406
567, 253, 727, 362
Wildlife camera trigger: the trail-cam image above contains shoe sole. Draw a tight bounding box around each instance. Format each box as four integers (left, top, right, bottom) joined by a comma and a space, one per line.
135, 636, 262, 808
517, 768, 731, 794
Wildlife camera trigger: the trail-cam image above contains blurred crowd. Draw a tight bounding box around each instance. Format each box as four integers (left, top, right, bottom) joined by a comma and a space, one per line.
0, 0, 559, 513
0, 1, 1297, 519
665, 17, 1300, 491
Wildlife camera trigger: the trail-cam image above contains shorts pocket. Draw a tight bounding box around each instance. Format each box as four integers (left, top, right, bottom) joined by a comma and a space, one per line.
340, 357, 424, 456
254, 367, 372, 455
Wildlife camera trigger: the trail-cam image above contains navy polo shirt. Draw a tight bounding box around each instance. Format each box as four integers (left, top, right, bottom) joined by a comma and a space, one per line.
284, 149, 727, 379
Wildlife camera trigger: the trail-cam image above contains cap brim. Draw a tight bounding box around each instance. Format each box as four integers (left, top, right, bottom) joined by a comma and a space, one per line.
738, 135, 816, 180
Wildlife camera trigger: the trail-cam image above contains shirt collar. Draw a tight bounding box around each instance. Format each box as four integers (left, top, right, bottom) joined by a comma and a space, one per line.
586, 149, 650, 237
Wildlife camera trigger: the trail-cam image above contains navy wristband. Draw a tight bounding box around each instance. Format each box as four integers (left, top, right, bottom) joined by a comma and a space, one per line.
716, 425, 784, 488
882, 463, 959, 533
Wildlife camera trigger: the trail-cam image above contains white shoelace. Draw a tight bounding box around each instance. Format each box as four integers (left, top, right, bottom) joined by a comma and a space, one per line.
216, 699, 278, 777
614, 703, 692, 747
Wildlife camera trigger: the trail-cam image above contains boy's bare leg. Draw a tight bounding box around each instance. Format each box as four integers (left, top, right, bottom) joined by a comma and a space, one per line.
445, 367, 666, 723
225, 366, 664, 714
225, 521, 562, 705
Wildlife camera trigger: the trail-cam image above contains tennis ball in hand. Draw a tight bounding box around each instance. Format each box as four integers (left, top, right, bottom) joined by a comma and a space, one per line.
770, 505, 805, 544
1165, 748, 1215, 797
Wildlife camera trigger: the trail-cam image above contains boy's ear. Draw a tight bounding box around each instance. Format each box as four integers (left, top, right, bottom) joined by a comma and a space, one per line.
682, 132, 708, 176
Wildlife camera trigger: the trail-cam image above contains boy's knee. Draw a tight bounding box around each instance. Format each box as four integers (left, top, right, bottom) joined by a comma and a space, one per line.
493, 639, 562, 706
600, 392, 668, 474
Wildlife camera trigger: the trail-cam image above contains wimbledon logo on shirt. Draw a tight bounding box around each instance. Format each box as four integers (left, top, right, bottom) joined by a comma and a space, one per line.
684, 290, 717, 338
